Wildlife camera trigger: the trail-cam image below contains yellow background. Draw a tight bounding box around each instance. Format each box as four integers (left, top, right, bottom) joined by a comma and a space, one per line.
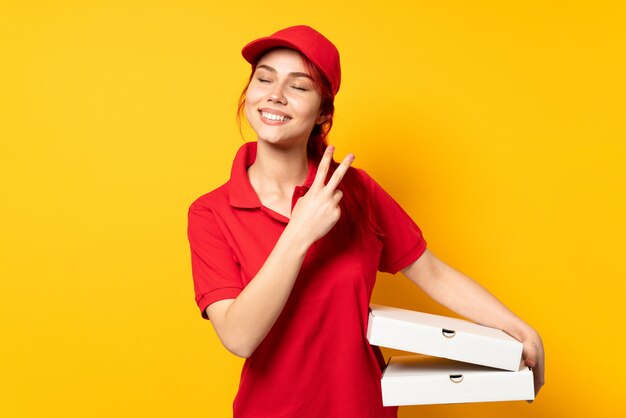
1, 1, 624, 417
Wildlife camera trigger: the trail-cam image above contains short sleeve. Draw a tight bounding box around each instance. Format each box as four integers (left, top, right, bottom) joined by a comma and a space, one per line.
359, 169, 427, 274
187, 206, 243, 319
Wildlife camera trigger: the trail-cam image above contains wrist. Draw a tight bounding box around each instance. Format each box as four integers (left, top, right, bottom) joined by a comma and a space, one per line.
504, 320, 538, 343
281, 223, 313, 255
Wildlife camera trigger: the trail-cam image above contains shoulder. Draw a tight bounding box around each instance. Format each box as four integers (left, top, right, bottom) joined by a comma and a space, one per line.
353, 167, 374, 182
188, 181, 231, 213
350, 166, 382, 195
187, 181, 233, 241
350, 167, 405, 211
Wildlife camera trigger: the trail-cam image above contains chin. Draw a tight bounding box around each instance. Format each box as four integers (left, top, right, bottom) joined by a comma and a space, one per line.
257, 136, 295, 148
254, 127, 304, 145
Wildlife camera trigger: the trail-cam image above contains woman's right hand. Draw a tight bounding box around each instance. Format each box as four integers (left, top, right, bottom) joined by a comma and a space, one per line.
287, 145, 354, 246
205, 145, 354, 358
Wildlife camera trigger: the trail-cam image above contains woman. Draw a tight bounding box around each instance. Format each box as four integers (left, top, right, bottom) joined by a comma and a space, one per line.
187, 25, 545, 418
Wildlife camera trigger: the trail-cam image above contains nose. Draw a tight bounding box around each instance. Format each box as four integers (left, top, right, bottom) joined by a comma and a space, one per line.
267, 82, 287, 104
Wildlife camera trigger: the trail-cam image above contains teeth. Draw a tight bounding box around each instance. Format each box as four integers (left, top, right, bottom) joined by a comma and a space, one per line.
261, 111, 290, 122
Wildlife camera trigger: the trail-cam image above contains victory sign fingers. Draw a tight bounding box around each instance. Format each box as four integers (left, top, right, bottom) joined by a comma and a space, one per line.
311, 145, 355, 191
326, 152, 354, 191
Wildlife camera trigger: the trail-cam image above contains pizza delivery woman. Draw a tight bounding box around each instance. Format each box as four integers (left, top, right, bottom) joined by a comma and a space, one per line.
187, 25, 545, 418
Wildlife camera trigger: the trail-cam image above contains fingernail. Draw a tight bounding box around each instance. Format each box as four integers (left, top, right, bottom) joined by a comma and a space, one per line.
327, 145, 335, 152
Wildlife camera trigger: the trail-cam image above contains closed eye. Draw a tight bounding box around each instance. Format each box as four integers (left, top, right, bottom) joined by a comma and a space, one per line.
257, 78, 271, 83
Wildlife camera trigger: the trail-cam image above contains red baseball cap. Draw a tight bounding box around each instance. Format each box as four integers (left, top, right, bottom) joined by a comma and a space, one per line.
241, 25, 341, 96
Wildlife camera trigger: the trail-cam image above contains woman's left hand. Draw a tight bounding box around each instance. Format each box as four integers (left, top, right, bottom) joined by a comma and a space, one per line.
520, 329, 545, 399
401, 250, 545, 399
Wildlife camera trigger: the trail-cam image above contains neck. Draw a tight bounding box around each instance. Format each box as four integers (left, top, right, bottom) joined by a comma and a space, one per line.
248, 141, 309, 196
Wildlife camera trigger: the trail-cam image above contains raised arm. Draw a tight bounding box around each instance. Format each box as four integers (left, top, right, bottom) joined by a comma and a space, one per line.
401, 249, 545, 397
206, 146, 354, 358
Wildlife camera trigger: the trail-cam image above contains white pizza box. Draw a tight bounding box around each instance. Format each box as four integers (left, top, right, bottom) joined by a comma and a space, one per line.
367, 304, 523, 371
381, 355, 534, 406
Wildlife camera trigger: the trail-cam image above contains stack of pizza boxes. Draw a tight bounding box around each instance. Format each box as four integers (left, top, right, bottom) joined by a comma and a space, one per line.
367, 305, 535, 406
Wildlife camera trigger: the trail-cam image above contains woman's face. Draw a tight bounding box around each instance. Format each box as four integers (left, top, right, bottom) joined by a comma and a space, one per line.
244, 48, 324, 148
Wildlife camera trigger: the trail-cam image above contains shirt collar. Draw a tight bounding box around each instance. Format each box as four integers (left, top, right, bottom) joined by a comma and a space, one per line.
229, 141, 318, 209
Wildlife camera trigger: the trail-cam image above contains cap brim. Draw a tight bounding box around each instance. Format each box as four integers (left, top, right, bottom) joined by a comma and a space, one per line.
241, 37, 303, 65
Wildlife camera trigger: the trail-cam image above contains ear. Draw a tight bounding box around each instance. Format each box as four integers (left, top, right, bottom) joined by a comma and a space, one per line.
315, 113, 328, 125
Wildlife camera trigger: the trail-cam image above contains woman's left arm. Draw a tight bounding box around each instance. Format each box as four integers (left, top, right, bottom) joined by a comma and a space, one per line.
401, 248, 545, 397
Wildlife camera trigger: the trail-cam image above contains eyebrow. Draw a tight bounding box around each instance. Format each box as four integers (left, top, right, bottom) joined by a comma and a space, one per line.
256, 64, 313, 80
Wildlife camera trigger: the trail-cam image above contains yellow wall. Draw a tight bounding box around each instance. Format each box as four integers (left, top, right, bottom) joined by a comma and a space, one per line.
1, 1, 624, 417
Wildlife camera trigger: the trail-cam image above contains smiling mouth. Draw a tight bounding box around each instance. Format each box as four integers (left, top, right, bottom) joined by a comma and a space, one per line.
259, 110, 292, 122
